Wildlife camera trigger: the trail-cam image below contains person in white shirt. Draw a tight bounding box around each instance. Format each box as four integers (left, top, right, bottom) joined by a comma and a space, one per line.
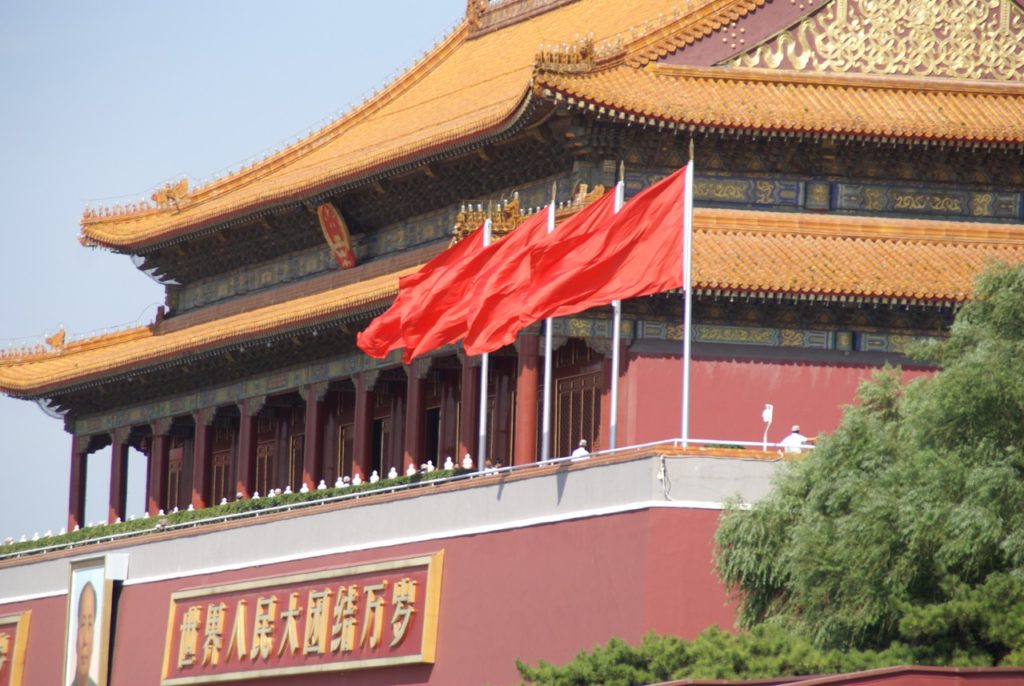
779, 425, 809, 453
571, 439, 590, 459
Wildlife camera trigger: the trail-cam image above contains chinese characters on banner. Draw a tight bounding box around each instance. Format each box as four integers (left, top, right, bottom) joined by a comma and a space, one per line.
161, 552, 443, 684
316, 202, 358, 269
0, 611, 30, 686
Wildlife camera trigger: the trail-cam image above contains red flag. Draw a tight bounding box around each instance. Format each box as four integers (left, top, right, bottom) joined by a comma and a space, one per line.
463, 191, 617, 356
517, 165, 688, 327
356, 226, 484, 358
403, 209, 550, 362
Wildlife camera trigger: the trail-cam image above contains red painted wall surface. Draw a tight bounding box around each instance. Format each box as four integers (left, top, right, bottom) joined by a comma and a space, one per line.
0, 507, 733, 686
624, 353, 931, 447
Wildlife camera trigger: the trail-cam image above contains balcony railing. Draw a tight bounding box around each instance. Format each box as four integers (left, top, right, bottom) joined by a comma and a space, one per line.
0, 438, 803, 563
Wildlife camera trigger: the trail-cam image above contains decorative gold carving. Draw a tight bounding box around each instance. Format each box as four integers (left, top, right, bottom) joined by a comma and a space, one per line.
536, 36, 595, 74
450, 194, 522, 245
694, 180, 748, 202
567, 319, 592, 337
971, 193, 994, 216
892, 192, 963, 213
755, 181, 773, 204
466, 0, 488, 30
864, 187, 884, 211
450, 182, 606, 245
695, 325, 777, 345
733, 0, 1024, 80
780, 329, 805, 347
45, 327, 66, 350
556, 182, 606, 220
807, 182, 831, 208
152, 178, 190, 209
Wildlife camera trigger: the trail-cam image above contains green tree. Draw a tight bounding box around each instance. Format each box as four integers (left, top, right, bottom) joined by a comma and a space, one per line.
517, 625, 915, 685
716, 263, 1024, 663
518, 264, 1024, 684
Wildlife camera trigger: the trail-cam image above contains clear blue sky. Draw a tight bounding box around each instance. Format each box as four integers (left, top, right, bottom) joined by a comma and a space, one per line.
0, 0, 465, 540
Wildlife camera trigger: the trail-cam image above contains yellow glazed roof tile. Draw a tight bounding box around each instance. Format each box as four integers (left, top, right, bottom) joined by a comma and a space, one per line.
695, 209, 1024, 301
80, 0, 746, 251
536, 63, 1024, 142
0, 267, 418, 396
8, 208, 1024, 395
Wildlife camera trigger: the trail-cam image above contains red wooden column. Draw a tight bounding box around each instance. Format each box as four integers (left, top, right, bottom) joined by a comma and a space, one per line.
108, 428, 130, 524
68, 436, 89, 531
235, 396, 262, 499
351, 371, 377, 481
147, 418, 171, 516
191, 408, 214, 510
301, 382, 328, 490
514, 331, 540, 465
403, 360, 428, 472
458, 353, 481, 464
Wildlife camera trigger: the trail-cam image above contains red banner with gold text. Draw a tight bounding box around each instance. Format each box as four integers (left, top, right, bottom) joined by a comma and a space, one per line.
161, 552, 443, 684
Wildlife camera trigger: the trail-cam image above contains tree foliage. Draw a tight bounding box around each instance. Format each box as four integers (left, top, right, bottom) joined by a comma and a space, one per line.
518, 265, 1024, 684
517, 626, 914, 685
715, 263, 1024, 663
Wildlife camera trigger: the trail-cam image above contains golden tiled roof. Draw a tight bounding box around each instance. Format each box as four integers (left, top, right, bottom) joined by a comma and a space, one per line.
80, 0, 753, 251
8, 208, 1024, 396
537, 63, 1024, 143
0, 267, 417, 396
694, 209, 1024, 301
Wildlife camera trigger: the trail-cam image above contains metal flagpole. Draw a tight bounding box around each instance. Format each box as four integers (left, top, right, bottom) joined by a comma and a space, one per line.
681, 142, 695, 446
478, 215, 492, 471
609, 162, 625, 450
541, 182, 556, 461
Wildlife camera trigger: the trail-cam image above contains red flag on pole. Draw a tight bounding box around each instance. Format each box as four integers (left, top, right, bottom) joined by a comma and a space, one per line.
463, 191, 617, 356
356, 225, 484, 359
516, 165, 689, 327
403, 209, 549, 362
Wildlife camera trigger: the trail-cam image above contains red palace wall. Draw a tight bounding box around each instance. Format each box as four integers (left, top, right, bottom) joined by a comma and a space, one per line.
623, 353, 932, 446
0, 507, 732, 686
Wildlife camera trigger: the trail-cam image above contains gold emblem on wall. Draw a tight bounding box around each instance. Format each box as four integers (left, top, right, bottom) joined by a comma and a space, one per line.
731, 0, 1024, 80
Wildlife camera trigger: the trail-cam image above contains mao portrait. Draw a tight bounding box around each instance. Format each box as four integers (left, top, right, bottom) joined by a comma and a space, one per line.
64, 559, 109, 686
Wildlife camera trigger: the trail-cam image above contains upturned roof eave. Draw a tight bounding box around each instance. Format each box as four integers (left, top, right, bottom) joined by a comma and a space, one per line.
81, 89, 544, 255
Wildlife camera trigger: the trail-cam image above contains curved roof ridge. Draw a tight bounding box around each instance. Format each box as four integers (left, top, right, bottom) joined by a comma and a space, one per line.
79, 0, 786, 251
0, 326, 151, 368
79, 20, 471, 241
0, 267, 419, 396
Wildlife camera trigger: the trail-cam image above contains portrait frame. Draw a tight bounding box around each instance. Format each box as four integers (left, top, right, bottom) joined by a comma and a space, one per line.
0, 610, 31, 686
63, 557, 112, 686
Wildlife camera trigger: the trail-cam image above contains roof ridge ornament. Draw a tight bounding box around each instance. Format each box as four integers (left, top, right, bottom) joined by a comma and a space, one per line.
535, 35, 598, 74
466, 0, 488, 30
151, 178, 190, 211
450, 182, 606, 245
451, 194, 522, 245
468, 0, 581, 38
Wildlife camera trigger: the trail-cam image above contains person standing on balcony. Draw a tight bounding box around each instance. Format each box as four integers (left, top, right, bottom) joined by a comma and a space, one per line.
779, 425, 809, 454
